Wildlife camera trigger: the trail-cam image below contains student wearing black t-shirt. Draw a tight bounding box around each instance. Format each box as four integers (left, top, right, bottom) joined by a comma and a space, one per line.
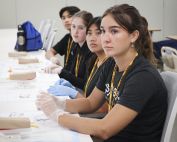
80, 16, 110, 112
37, 4, 167, 142
45, 6, 80, 67
47, 17, 109, 112
84, 17, 109, 97
59, 11, 94, 90
45, 11, 94, 90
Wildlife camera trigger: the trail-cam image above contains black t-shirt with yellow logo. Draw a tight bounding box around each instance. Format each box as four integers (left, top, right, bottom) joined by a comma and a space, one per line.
96, 56, 167, 142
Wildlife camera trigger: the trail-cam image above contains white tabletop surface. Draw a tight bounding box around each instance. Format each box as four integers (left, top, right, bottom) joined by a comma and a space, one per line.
0, 28, 93, 142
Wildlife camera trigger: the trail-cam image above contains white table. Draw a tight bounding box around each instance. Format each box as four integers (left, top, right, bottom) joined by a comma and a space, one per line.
148, 28, 161, 36
166, 35, 177, 41
0, 29, 93, 142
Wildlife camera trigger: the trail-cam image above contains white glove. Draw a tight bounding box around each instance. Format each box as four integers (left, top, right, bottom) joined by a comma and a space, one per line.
51, 95, 66, 110
50, 66, 63, 74
44, 64, 59, 73
44, 64, 63, 74
50, 56, 61, 65
49, 109, 68, 122
36, 92, 67, 122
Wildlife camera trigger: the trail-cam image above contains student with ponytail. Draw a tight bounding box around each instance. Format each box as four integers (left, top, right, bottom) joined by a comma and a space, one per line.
37, 4, 167, 142
45, 10, 94, 90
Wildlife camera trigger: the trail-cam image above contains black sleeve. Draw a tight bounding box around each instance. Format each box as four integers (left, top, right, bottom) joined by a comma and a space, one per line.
86, 54, 98, 78
52, 33, 70, 56
118, 71, 157, 113
59, 53, 94, 90
59, 68, 85, 89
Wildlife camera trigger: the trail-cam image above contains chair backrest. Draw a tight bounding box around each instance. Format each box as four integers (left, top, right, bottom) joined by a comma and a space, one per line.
42, 30, 56, 51
41, 23, 52, 43
172, 52, 177, 72
38, 19, 47, 34
160, 71, 177, 142
39, 19, 57, 41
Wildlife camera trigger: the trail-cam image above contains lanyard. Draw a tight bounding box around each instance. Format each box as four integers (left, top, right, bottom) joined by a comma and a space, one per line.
84, 57, 108, 97
75, 53, 82, 77
84, 58, 99, 97
108, 53, 138, 111
65, 37, 73, 67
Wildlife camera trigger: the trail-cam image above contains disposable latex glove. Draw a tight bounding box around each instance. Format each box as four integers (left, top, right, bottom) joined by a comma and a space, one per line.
36, 92, 66, 110
50, 109, 68, 122
50, 56, 61, 65
54, 78, 75, 89
50, 66, 63, 74
51, 95, 66, 109
36, 92, 67, 122
48, 85, 78, 99
44, 64, 63, 74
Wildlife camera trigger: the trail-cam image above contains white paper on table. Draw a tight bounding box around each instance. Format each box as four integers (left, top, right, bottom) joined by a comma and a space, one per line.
0, 126, 82, 142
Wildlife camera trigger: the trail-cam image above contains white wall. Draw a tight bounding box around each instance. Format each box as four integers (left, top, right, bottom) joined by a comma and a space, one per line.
115, 0, 164, 41
0, 0, 16, 28
66, 0, 116, 17
0, 0, 177, 42
163, 0, 177, 37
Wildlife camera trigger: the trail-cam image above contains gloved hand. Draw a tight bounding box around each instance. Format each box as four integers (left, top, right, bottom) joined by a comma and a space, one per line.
44, 64, 63, 74
54, 78, 75, 89
50, 109, 68, 122
36, 92, 67, 122
50, 56, 61, 65
51, 95, 66, 109
36, 92, 66, 110
51, 66, 63, 74
47, 85, 78, 99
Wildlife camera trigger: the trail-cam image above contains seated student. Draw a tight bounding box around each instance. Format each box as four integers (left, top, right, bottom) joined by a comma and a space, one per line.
45, 6, 80, 67
37, 4, 167, 142
45, 11, 94, 90
47, 17, 110, 112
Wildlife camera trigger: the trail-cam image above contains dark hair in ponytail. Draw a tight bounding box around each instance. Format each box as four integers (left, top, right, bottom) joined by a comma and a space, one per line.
102, 4, 157, 65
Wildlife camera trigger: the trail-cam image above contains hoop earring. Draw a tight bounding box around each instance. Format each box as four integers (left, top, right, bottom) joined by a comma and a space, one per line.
131, 42, 135, 48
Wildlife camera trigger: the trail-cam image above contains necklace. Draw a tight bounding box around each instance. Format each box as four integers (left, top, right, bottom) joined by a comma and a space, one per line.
108, 53, 138, 111
84, 57, 108, 97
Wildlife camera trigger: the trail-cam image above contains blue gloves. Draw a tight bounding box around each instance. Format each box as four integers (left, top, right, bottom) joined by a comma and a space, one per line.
47, 85, 78, 99
54, 78, 75, 89
48, 78, 78, 98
